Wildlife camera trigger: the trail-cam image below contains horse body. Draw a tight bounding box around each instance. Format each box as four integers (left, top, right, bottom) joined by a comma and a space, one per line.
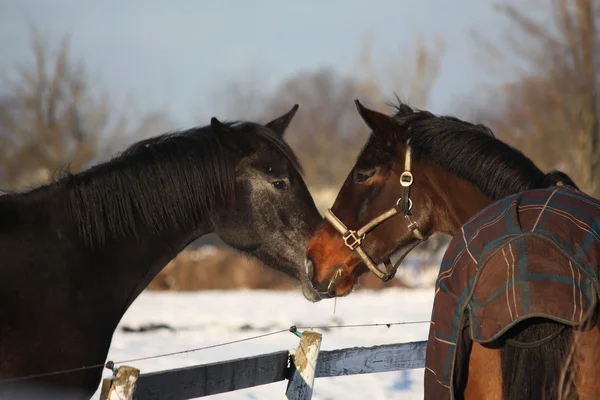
1, 191, 117, 397
0, 106, 323, 399
0, 190, 206, 398
305, 99, 599, 399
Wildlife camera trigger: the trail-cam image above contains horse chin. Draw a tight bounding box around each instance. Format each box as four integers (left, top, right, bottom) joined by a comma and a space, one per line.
300, 281, 323, 302
334, 283, 355, 297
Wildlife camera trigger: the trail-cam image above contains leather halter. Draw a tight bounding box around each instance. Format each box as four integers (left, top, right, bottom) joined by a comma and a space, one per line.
324, 141, 427, 282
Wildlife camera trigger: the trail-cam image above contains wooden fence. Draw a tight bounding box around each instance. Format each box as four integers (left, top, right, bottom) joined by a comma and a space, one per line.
100, 329, 427, 400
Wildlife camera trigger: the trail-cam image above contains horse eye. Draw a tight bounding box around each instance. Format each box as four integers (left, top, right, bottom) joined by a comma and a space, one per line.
354, 169, 375, 183
271, 180, 288, 190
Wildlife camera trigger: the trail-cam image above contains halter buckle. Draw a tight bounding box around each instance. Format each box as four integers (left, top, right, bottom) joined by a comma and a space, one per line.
342, 230, 364, 250
400, 171, 413, 187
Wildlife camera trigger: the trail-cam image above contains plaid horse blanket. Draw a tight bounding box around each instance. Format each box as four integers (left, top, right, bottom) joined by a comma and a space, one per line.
425, 186, 600, 399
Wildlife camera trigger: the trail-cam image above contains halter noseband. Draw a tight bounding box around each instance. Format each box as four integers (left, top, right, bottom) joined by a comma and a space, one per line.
324, 141, 426, 282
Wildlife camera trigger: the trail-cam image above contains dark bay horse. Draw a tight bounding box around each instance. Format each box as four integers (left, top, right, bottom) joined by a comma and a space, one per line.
305, 100, 600, 399
0, 105, 322, 399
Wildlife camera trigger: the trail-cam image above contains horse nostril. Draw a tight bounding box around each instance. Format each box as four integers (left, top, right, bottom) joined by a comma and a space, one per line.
305, 257, 315, 281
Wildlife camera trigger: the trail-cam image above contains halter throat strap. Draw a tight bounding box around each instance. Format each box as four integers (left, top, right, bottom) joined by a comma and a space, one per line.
324, 142, 426, 282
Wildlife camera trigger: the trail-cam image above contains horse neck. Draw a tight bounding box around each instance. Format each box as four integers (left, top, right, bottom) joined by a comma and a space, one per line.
81, 211, 213, 314
420, 162, 493, 236
50, 166, 218, 314
106, 218, 212, 311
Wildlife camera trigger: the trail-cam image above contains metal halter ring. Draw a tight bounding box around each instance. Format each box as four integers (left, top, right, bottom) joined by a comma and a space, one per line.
396, 197, 413, 210
400, 171, 413, 187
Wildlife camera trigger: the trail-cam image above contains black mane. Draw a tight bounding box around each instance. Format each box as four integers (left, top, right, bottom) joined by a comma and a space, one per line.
386, 101, 553, 200
53, 121, 301, 247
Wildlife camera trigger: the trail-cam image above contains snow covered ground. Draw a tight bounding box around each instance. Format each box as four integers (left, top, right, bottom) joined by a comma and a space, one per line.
91, 288, 435, 399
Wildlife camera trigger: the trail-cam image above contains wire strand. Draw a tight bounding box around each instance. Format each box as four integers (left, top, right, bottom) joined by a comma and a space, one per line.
115, 328, 289, 365
0, 319, 430, 384
298, 320, 430, 330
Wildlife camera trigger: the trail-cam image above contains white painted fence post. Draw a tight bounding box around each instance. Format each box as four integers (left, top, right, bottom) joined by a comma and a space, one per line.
285, 330, 322, 400
99, 365, 140, 400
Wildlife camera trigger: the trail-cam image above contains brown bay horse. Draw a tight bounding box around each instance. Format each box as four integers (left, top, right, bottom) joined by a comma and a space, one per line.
304, 99, 600, 399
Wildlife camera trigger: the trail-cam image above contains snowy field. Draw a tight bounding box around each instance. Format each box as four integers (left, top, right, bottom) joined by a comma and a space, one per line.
91, 287, 435, 399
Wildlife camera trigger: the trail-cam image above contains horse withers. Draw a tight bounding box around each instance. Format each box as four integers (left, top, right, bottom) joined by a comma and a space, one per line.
304, 99, 600, 399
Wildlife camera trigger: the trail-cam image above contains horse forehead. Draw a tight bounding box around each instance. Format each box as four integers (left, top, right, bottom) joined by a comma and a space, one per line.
357, 141, 394, 168
251, 132, 288, 155
245, 141, 284, 161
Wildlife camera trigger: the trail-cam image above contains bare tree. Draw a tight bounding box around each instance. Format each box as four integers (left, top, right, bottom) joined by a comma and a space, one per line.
476, 0, 600, 195
0, 27, 126, 189
356, 34, 446, 110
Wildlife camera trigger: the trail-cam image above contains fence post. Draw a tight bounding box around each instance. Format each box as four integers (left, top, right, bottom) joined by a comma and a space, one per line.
99, 365, 140, 400
285, 330, 322, 400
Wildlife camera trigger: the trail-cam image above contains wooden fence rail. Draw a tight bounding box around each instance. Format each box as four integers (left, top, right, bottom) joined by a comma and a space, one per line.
101, 332, 427, 400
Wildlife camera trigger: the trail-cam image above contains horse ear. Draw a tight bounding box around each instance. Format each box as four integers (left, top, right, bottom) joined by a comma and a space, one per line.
355, 99, 398, 141
265, 104, 299, 137
210, 117, 233, 136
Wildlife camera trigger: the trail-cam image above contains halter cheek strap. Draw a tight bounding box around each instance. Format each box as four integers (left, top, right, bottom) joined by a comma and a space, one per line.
324, 142, 427, 282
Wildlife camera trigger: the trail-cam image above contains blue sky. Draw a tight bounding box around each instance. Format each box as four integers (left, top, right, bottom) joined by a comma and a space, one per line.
1, 0, 529, 126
